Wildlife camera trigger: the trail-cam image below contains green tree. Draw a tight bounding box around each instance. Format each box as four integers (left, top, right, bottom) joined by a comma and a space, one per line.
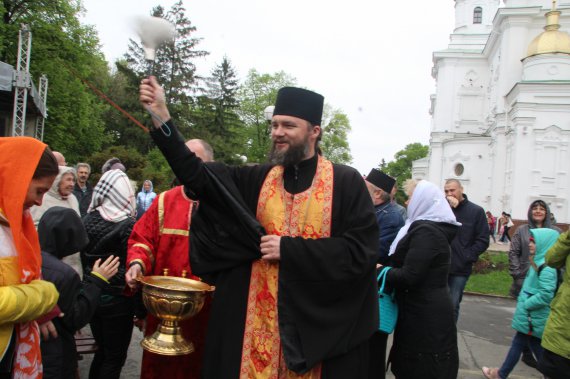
87, 145, 146, 187
320, 105, 352, 164
1, 0, 111, 162
124, 0, 208, 135
383, 143, 429, 203
98, 61, 153, 153
1, 0, 78, 61
237, 69, 296, 163
193, 56, 244, 164
140, 147, 174, 193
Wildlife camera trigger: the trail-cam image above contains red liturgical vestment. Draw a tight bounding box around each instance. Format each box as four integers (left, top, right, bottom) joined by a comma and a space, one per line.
127, 186, 210, 379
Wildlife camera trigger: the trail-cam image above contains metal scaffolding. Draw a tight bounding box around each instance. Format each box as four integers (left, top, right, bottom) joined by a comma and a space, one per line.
34, 75, 48, 141
11, 24, 31, 137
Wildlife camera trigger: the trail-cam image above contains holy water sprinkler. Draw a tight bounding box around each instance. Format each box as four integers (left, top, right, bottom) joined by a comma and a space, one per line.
134, 16, 176, 76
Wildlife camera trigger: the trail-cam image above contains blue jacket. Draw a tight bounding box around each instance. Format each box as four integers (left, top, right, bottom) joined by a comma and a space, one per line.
449, 194, 489, 276
511, 228, 559, 338
136, 180, 156, 219
374, 201, 405, 264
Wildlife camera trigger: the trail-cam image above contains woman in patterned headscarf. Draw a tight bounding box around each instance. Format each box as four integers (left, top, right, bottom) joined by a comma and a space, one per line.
0, 137, 60, 378
81, 169, 136, 379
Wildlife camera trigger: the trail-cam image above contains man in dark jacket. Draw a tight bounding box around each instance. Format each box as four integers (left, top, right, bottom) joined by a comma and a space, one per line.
444, 179, 489, 322
73, 162, 93, 217
364, 169, 404, 379
365, 169, 405, 265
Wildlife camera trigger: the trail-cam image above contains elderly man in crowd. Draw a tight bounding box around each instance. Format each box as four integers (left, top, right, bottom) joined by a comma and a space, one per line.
73, 162, 94, 217
53, 151, 66, 166
365, 168, 404, 379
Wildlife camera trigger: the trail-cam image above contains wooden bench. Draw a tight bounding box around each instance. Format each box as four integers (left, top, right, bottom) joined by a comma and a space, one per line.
75, 334, 98, 358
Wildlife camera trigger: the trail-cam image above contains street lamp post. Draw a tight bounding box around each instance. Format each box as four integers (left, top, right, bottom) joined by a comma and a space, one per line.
264, 105, 275, 123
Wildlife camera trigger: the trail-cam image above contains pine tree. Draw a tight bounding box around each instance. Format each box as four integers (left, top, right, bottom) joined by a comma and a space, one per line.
199, 56, 245, 163
207, 57, 240, 134
124, 0, 208, 133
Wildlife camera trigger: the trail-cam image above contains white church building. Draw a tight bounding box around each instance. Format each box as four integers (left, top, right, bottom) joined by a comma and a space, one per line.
413, 0, 570, 224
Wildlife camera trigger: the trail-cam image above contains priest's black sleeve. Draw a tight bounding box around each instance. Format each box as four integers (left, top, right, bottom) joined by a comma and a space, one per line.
149, 120, 210, 195
149, 120, 267, 276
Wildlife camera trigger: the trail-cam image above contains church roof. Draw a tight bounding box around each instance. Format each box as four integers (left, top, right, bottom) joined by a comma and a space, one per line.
526, 2, 570, 58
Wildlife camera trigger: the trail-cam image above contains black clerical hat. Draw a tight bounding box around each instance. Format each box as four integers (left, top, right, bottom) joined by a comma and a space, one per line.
366, 169, 395, 193
273, 87, 324, 125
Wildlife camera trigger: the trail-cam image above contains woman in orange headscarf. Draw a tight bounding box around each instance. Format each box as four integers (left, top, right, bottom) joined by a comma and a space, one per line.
0, 137, 60, 378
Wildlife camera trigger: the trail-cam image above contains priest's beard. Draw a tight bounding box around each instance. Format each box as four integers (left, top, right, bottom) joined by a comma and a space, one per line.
268, 137, 310, 167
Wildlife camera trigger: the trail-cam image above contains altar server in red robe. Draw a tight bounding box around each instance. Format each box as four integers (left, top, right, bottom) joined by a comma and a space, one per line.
125, 139, 213, 379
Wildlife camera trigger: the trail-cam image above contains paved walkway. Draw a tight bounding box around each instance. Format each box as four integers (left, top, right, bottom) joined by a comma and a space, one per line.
455, 295, 542, 379
78, 294, 544, 378
488, 240, 510, 252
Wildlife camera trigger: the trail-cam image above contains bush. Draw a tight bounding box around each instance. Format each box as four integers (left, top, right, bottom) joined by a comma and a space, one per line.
472, 252, 508, 274
466, 252, 511, 296
85, 146, 175, 192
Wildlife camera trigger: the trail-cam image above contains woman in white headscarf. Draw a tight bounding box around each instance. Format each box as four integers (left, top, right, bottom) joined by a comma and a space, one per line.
80, 169, 136, 379
381, 179, 461, 379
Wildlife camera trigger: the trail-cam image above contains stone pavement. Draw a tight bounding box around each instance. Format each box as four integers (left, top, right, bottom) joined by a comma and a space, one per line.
77, 327, 143, 379
384, 294, 542, 379
454, 295, 542, 379
488, 240, 510, 253
78, 293, 545, 379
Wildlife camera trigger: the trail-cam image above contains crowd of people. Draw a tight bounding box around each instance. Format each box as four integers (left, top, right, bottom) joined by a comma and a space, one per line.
0, 80, 569, 379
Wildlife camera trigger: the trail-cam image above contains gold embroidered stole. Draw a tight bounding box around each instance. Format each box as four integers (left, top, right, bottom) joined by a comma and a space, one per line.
239, 156, 333, 379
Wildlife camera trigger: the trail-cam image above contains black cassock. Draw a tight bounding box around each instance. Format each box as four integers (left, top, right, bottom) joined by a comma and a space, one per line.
151, 121, 379, 378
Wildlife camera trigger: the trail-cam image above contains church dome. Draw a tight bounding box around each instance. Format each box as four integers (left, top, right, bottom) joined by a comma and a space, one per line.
526, 9, 570, 58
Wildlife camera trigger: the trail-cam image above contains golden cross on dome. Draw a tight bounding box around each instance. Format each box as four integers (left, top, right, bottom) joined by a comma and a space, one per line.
553, 0, 557, 11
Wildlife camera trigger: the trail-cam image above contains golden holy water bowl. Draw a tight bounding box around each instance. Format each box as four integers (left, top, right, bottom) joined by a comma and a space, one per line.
138, 275, 214, 356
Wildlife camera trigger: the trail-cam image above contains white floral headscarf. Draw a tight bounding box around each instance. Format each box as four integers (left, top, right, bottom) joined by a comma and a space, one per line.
389, 180, 461, 256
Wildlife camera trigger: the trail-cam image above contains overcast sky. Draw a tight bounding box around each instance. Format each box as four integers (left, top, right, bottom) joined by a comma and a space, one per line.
81, 0, 456, 173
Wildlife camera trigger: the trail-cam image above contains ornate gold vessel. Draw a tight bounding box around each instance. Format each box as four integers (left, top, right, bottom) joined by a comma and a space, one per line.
138, 275, 214, 356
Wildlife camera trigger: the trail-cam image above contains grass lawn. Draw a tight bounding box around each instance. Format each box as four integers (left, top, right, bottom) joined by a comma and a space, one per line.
465, 251, 512, 297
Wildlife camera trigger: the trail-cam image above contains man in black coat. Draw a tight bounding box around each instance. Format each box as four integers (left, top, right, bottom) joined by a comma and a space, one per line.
73, 162, 93, 217
140, 78, 379, 378
444, 179, 489, 322
365, 169, 404, 379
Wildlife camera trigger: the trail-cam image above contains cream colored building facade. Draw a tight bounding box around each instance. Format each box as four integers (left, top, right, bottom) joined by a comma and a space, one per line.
414, 0, 570, 223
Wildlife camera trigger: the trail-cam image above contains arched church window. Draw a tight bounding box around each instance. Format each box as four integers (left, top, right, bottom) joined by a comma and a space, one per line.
473, 7, 483, 24
454, 163, 465, 176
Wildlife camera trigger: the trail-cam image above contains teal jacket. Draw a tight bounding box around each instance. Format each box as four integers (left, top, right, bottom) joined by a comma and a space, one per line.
511, 228, 559, 338
542, 230, 570, 359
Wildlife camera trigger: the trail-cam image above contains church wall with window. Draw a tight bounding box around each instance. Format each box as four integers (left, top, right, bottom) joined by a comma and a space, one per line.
414, 0, 570, 224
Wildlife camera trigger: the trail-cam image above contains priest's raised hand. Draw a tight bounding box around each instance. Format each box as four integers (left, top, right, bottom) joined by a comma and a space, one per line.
139, 76, 171, 129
